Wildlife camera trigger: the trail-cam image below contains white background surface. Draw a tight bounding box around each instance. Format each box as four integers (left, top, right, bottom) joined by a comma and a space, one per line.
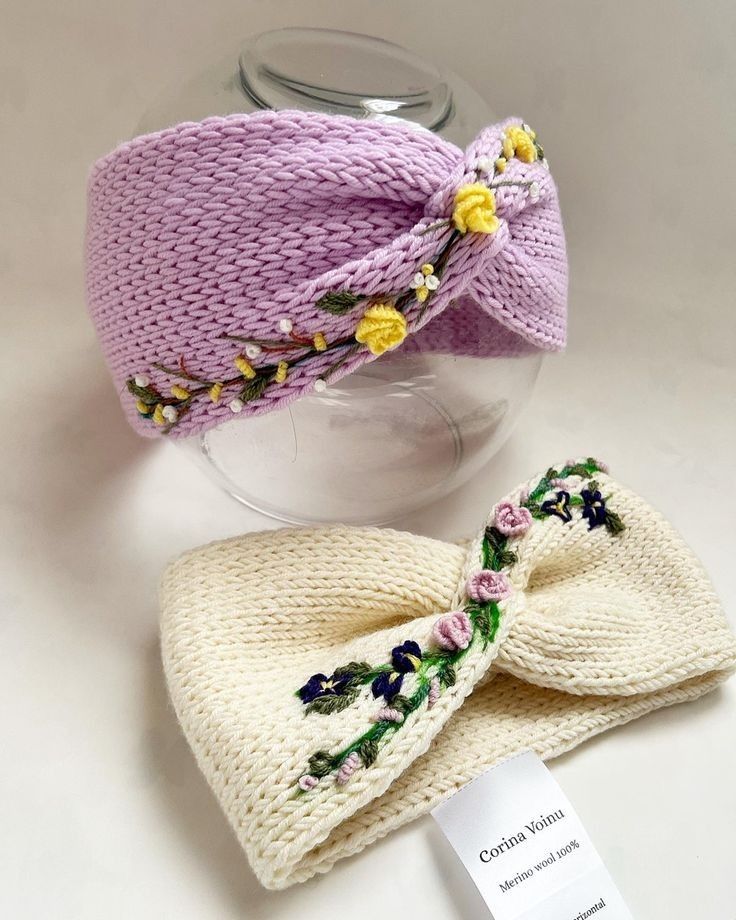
2, 2, 735, 918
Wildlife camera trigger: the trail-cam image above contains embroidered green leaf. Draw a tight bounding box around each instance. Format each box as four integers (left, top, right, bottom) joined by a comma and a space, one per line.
333, 661, 373, 681
126, 380, 160, 405
315, 291, 363, 314
587, 479, 599, 493
470, 603, 489, 630
237, 375, 270, 403
471, 602, 500, 649
438, 662, 457, 688
566, 463, 595, 479
357, 738, 379, 767
604, 510, 626, 536
494, 550, 518, 569
483, 526, 516, 570
484, 526, 506, 549
528, 469, 556, 503
389, 694, 413, 715
304, 687, 358, 716
308, 750, 336, 778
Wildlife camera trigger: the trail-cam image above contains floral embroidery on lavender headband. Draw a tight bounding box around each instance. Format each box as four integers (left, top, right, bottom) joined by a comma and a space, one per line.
126, 123, 546, 433
293, 457, 623, 794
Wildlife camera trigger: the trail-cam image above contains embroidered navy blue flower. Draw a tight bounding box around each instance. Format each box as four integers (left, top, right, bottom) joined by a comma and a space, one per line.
298, 671, 354, 703
371, 640, 423, 701
541, 490, 572, 523
391, 640, 423, 672
581, 488, 607, 529
371, 671, 403, 700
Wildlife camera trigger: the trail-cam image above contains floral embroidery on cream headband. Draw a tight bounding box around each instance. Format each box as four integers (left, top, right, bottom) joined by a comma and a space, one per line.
86, 112, 565, 438
293, 459, 622, 793
160, 457, 736, 888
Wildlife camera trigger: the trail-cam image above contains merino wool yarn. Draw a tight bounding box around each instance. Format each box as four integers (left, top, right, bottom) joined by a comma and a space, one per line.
159, 458, 736, 889
86, 111, 566, 437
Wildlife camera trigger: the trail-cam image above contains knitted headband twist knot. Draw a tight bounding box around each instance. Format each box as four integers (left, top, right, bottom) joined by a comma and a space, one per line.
86, 111, 566, 438
160, 457, 736, 888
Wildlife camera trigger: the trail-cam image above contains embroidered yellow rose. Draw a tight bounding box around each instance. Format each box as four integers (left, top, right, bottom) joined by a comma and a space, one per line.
452, 183, 499, 234
502, 125, 537, 163
355, 303, 408, 356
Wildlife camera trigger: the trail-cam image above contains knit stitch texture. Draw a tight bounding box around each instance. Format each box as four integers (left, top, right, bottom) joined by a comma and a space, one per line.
86, 111, 566, 437
159, 459, 735, 888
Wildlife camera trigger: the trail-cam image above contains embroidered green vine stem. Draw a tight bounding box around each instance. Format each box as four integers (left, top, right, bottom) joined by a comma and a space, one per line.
294, 526, 507, 796
126, 122, 546, 432
298, 621, 499, 794
293, 457, 623, 795
127, 342, 361, 432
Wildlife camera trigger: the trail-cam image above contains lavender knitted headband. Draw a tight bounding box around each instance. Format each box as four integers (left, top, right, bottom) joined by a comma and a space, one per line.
86, 111, 567, 438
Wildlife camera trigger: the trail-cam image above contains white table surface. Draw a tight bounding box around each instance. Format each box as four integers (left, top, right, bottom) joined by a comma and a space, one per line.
2, 2, 735, 917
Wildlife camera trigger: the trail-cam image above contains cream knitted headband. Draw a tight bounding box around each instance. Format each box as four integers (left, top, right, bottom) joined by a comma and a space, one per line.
160, 457, 736, 889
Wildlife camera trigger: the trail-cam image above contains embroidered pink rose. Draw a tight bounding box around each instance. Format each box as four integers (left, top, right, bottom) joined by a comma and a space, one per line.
466, 569, 511, 603
432, 611, 473, 651
493, 501, 533, 538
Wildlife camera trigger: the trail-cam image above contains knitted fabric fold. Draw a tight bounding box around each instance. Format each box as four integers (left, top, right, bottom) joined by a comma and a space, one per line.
159, 458, 736, 888
86, 111, 566, 438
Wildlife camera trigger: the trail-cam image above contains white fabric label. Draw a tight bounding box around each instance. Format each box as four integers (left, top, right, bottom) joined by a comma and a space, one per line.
431, 751, 634, 920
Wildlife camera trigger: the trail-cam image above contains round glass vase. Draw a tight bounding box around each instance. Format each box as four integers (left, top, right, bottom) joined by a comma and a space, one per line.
137, 28, 542, 524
